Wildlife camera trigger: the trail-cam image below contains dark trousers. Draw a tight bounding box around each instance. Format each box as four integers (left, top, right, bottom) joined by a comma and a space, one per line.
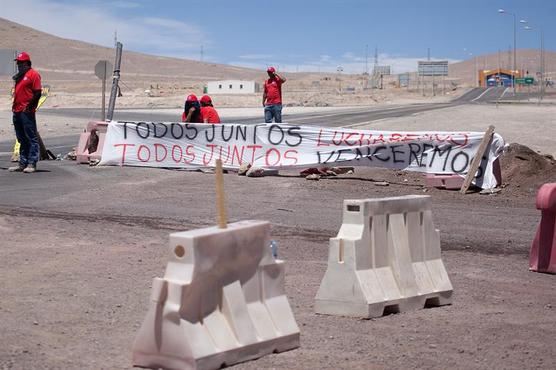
264, 104, 283, 123
13, 111, 39, 166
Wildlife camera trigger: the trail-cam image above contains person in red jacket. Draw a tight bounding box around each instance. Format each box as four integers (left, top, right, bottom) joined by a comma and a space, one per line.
181, 94, 203, 123
200, 95, 221, 124
9, 52, 42, 173
262, 66, 286, 123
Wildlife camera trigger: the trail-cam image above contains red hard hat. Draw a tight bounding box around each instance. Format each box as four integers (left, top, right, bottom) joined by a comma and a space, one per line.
200, 95, 212, 104
186, 94, 198, 102
15, 52, 31, 62
267, 66, 276, 73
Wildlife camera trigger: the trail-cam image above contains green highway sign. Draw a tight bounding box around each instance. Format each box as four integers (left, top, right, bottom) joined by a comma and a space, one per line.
516, 77, 535, 85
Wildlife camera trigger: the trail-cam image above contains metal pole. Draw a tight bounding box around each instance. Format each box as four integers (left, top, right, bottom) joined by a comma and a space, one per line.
513, 13, 517, 95
475, 57, 478, 87
107, 42, 123, 121
101, 75, 106, 121
541, 27, 544, 100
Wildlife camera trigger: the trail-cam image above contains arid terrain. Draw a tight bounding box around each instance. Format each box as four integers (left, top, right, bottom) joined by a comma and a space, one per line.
1, 17, 556, 370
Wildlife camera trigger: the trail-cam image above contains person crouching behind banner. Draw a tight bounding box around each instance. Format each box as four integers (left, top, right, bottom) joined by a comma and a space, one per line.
9, 52, 41, 174
200, 95, 221, 124
181, 94, 203, 123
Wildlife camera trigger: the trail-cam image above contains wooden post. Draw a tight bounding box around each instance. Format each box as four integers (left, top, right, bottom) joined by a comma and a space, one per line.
460, 125, 496, 194
215, 159, 227, 228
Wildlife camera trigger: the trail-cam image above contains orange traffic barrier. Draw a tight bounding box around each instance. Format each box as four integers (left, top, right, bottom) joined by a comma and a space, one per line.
76, 121, 108, 163
529, 183, 556, 274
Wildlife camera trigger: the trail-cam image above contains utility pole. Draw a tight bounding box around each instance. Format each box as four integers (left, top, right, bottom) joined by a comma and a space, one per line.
200, 44, 204, 62
541, 27, 544, 100
499, 9, 518, 94
365, 44, 369, 75
364, 44, 369, 89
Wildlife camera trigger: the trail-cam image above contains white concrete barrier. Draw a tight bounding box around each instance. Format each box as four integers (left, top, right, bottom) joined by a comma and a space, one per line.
315, 195, 453, 318
132, 220, 300, 370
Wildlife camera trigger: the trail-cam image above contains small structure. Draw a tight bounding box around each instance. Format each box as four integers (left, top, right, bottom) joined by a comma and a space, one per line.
479, 68, 521, 87
207, 80, 260, 94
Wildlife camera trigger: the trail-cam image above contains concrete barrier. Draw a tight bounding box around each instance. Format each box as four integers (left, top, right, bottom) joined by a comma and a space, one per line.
132, 220, 300, 370
315, 195, 453, 318
76, 121, 108, 163
424, 174, 464, 190
529, 183, 556, 274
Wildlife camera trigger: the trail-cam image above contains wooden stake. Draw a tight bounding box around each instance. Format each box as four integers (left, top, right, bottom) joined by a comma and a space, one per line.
215, 159, 227, 228
460, 125, 496, 194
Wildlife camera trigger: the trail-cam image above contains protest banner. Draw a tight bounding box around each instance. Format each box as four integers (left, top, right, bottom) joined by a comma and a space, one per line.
99, 121, 505, 189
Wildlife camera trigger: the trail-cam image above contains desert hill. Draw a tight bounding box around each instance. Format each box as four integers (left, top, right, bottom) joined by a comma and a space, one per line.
0, 17, 323, 93
449, 49, 556, 85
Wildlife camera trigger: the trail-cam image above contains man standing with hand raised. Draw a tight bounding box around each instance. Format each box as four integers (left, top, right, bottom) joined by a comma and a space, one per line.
262, 66, 286, 123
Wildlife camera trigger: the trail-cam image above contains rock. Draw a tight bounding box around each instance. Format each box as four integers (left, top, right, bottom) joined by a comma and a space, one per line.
238, 163, 251, 176
246, 166, 265, 177
374, 181, 389, 186
480, 187, 502, 195
328, 166, 355, 175
306, 174, 321, 181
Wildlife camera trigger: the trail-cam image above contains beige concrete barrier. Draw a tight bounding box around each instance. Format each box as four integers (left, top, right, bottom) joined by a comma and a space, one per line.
315, 195, 453, 318
132, 220, 300, 370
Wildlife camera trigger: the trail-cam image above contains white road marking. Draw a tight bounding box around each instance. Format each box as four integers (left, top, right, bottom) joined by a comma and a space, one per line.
472, 87, 492, 102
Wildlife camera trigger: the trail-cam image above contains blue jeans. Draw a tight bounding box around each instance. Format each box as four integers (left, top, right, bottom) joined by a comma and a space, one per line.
264, 104, 282, 123
13, 111, 39, 166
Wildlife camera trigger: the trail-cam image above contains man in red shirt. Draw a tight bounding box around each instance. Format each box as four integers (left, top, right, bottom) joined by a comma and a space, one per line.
9, 52, 42, 173
200, 95, 221, 123
262, 66, 286, 123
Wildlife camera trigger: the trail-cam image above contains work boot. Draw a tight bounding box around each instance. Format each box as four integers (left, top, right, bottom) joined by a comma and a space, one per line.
8, 164, 26, 172
23, 164, 36, 174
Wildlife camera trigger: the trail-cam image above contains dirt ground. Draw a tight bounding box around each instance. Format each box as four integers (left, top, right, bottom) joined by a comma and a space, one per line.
1, 103, 556, 370
1, 153, 556, 370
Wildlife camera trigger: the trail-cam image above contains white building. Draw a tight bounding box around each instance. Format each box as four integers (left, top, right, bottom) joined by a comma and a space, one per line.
207, 80, 260, 94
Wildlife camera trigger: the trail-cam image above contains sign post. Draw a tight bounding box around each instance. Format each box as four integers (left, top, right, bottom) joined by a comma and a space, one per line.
95, 60, 113, 121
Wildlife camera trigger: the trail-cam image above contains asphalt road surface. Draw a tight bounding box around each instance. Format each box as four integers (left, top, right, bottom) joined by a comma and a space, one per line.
0, 86, 526, 197
2, 88, 556, 369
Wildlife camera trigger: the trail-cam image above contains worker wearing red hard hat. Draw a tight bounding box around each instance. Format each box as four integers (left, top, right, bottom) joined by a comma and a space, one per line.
200, 95, 221, 124
9, 51, 42, 173
181, 94, 202, 123
262, 66, 286, 123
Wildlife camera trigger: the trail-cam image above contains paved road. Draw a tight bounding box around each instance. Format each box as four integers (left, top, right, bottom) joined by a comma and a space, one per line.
0, 87, 499, 162
35, 86, 491, 125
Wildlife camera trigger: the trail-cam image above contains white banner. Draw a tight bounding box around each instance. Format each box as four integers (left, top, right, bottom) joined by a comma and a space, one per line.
100, 121, 505, 189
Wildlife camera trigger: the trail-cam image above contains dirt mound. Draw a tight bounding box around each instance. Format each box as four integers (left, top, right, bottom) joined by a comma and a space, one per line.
499, 143, 556, 192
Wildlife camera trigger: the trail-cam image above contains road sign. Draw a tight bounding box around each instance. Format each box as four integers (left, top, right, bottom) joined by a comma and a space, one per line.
515, 78, 534, 85
418, 61, 448, 76
0, 49, 17, 76
95, 60, 113, 80
95, 60, 113, 121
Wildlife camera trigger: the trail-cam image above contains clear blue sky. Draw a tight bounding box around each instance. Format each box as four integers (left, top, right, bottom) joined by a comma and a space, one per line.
2, 0, 554, 73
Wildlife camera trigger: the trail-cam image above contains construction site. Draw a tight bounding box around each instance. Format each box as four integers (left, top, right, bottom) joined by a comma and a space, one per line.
1, 8, 556, 370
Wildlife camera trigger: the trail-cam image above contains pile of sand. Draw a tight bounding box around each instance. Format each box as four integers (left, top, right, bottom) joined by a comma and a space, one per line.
499, 143, 556, 192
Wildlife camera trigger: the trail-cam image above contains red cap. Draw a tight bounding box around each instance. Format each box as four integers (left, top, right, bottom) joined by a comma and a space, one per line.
185, 94, 198, 102
267, 66, 276, 73
15, 52, 31, 62
200, 95, 212, 104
